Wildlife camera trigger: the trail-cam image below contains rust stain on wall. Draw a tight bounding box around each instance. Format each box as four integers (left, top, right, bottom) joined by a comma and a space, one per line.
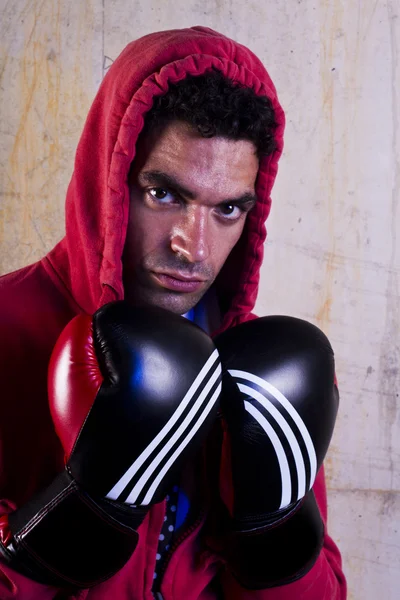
1, 0, 95, 274
315, 0, 343, 332
6, 0, 61, 259
315, 0, 364, 332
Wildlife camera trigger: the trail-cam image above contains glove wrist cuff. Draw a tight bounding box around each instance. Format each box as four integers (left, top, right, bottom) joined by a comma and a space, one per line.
3, 470, 140, 589
231, 500, 302, 534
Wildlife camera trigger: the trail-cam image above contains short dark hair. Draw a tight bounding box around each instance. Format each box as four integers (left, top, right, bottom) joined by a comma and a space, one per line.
144, 68, 277, 157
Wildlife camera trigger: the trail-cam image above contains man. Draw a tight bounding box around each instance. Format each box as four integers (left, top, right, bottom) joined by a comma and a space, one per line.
0, 26, 346, 598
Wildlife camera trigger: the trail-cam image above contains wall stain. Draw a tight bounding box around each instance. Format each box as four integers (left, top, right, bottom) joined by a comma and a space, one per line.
1, 0, 95, 274
316, 0, 344, 333
7, 0, 59, 257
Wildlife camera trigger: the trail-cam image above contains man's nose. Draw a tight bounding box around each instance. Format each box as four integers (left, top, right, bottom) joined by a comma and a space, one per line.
170, 207, 210, 263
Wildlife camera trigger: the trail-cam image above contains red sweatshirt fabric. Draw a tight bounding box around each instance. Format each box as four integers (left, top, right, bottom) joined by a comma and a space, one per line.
0, 26, 346, 599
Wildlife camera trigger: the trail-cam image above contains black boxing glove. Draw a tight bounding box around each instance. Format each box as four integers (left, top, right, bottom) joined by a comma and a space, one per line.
0, 301, 221, 589
214, 316, 339, 588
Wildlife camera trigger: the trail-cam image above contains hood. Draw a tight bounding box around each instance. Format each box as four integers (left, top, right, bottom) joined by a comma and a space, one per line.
46, 26, 285, 330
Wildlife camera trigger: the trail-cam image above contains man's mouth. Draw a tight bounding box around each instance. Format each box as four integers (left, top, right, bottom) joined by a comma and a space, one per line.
151, 271, 207, 293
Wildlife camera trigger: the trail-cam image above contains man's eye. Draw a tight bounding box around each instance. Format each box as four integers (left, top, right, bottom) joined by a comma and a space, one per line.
218, 204, 243, 220
148, 188, 175, 203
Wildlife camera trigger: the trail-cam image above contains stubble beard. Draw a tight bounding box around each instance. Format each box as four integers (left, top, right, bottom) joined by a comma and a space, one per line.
124, 278, 214, 315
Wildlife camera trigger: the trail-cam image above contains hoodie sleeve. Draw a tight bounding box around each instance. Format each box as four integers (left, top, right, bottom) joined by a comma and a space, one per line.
0, 564, 62, 600
219, 467, 347, 600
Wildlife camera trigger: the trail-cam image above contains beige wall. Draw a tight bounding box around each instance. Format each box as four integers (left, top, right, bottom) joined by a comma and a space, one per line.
1, 1, 399, 598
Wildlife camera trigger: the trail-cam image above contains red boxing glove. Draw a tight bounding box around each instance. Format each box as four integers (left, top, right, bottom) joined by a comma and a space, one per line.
0, 301, 221, 589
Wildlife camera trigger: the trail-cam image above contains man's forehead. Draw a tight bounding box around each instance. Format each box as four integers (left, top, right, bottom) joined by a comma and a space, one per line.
136, 121, 259, 195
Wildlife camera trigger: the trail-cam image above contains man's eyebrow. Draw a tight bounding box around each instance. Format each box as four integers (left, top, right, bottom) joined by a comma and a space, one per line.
229, 193, 258, 209
139, 170, 196, 199
139, 170, 258, 208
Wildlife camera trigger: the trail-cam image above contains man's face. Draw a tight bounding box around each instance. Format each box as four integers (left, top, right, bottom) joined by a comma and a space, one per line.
123, 120, 259, 314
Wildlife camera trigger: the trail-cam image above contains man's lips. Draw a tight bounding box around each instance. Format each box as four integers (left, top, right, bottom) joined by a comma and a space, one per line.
151, 271, 207, 293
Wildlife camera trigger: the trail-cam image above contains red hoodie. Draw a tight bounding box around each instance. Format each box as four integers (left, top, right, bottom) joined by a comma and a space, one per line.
0, 26, 346, 600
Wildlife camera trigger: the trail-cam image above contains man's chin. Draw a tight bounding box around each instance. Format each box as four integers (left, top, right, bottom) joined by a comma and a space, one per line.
124, 287, 206, 315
